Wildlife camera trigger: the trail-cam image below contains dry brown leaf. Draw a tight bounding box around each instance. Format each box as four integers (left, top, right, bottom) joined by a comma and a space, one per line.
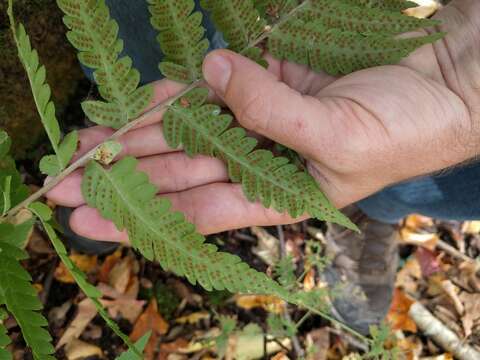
396, 257, 422, 294
109, 257, 133, 294
54, 254, 97, 284
56, 298, 98, 349
400, 228, 439, 251
416, 248, 442, 277
305, 328, 329, 360
387, 288, 417, 333
459, 292, 480, 338
462, 221, 480, 235
303, 268, 316, 291
158, 338, 190, 360
271, 352, 290, 360
64, 338, 103, 360
251, 226, 279, 266
419, 354, 453, 360
48, 300, 72, 328
99, 249, 122, 283
397, 336, 423, 360
404, 214, 435, 231
130, 300, 169, 359
441, 280, 464, 315
235, 295, 286, 314
175, 311, 210, 325
102, 298, 145, 323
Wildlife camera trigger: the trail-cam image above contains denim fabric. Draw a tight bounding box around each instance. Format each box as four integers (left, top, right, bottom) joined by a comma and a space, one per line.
82, 0, 226, 83
83, 1, 480, 224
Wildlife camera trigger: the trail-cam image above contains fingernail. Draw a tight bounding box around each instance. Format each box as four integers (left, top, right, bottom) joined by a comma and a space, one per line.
203, 52, 232, 94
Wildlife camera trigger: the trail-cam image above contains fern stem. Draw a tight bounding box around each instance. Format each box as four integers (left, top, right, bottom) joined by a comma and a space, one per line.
4, 1, 313, 220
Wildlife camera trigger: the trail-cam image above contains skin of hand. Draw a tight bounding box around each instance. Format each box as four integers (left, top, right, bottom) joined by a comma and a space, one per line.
46, 0, 480, 243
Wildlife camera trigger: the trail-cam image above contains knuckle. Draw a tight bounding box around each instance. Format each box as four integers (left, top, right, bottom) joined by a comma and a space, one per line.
237, 93, 271, 133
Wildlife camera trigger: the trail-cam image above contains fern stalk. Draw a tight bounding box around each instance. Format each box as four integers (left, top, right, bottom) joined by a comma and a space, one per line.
4, 0, 310, 219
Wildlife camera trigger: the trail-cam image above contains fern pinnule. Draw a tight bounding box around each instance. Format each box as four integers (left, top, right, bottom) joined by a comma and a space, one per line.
148, 0, 210, 83
57, 0, 153, 129
7, 0, 78, 176
0, 239, 54, 359
200, 0, 267, 64
163, 89, 356, 229
82, 157, 292, 297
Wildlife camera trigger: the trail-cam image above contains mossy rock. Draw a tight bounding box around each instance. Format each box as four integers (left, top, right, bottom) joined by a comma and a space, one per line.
0, 0, 83, 159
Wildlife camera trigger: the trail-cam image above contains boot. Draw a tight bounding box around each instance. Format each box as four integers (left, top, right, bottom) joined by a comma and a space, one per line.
323, 206, 399, 335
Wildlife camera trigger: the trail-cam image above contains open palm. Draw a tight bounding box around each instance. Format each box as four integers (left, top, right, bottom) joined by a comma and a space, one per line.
47, 0, 480, 242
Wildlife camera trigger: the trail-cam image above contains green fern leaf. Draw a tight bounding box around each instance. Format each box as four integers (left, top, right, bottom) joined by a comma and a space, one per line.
0, 219, 34, 249
0, 226, 54, 359
163, 89, 356, 229
115, 332, 151, 360
268, 19, 443, 75
0, 309, 12, 360
29, 202, 141, 358
148, 0, 210, 83
82, 157, 292, 297
296, 0, 439, 35
254, 0, 300, 20
56, 0, 153, 129
200, 0, 266, 53
0, 132, 29, 212
7, 1, 78, 176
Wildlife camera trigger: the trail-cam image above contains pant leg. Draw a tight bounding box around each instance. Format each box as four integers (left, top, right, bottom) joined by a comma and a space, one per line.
82, 0, 226, 84
357, 161, 480, 223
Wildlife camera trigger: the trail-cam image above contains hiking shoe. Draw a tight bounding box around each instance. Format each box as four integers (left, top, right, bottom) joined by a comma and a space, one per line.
323, 206, 399, 335
56, 206, 119, 255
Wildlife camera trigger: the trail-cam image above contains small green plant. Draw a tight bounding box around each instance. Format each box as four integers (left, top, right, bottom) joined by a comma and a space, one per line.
1, 0, 440, 357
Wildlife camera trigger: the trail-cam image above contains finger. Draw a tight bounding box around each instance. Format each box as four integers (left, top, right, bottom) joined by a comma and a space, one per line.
202, 49, 330, 156
74, 123, 177, 161
69, 183, 306, 241
46, 153, 228, 207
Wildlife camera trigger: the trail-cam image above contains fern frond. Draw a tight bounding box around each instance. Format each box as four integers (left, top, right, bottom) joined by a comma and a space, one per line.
200, 0, 266, 54
148, 0, 210, 83
29, 202, 141, 358
0, 219, 34, 249
7, 0, 78, 176
268, 19, 443, 75
56, 0, 153, 129
116, 332, 150, 360
254, 0, 299, 21
82, 157, 291, 297
163, 89, 356, 229
0, 228, 54, 359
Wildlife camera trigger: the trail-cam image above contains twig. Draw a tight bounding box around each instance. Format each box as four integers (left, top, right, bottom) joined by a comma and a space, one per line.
4, 1, 313, 220
277, 225, 305, 358
409, 302, 480, 360
437, 239, 477, 265
39, 258, 57, 305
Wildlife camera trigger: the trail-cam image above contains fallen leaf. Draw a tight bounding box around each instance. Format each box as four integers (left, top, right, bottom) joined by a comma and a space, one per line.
415, 248, 441, 277
48, 301, 72, 328
404, 214, 435, 231
386, 288, 417, 333
441, 280, 464, 315
158, 338, 190, 360
400, 228, 439, 251
419, 355, 453, 360
57, 298, 98, 349
459, 292, 480, 337
130, 300, 169, 359
102, 298, 145, 323
396, 257, 422, 294
462, 221, 480, 235
305, 328, 329, 360
251, 226, 279, 266
175, 311, 210, 325
271, 352, 290, 360
99, 249, 122, 283
109, 256, 133, 294
303, 268, 316, 292
54, 254, 97, 284
65, 338, 103, 360
235, 295, 286, 314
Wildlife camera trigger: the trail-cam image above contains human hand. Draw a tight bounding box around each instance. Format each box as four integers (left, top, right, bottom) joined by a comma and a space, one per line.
47, 0, 480, 242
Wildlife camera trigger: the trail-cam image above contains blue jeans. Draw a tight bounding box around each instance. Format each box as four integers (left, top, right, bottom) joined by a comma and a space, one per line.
85, 0, 480, 224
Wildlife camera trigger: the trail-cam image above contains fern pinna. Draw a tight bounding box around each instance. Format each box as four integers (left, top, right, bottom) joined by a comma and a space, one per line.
56, 0, 153, 128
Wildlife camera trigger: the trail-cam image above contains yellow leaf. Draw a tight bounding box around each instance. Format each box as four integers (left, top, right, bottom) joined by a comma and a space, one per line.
54, 254, 97, 284
462, 221, 480, 235
175, 311, 210, 325
235, 295, 286, 314
387, 288, 417, 333
65, 338, 103, 360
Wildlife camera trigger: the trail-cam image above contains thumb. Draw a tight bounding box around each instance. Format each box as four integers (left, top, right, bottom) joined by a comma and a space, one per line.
202, 49, 332, 157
